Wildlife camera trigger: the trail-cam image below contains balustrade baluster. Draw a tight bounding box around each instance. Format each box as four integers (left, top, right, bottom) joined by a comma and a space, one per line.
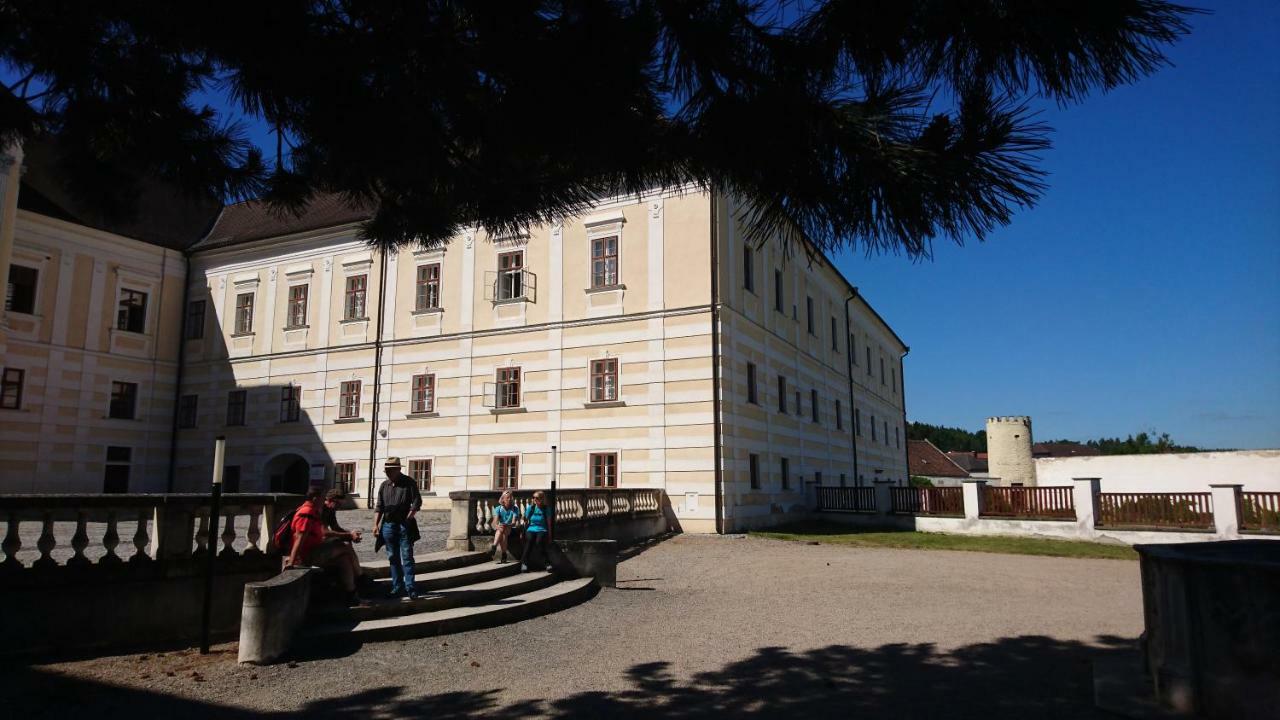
68, 512, 91, 568
220, 511, 238, 557
245, 509, 263, 554
129, 509, 151, 563
1, 513, 22, 571
194, 513, 209, 556
33, 513, 57, 570
100, 512, 122, 564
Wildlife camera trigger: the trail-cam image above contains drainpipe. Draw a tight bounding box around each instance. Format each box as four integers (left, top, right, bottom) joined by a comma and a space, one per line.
165, 251, 192, 492
709, 189, 724, 534
843, 292, 861, 488
365, 247, 389, 507
899, 347, 911, 484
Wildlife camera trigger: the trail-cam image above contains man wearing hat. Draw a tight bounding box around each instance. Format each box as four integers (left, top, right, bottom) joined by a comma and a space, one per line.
372, 457, 422, 599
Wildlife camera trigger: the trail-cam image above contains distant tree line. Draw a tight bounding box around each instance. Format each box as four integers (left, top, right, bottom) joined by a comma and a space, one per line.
909, 422, 1204, 455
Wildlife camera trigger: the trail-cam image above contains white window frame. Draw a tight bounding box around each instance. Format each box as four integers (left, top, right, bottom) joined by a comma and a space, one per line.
588, 450, 621, 488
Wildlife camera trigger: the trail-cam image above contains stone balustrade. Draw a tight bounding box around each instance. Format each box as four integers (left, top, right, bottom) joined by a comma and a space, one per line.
448, 488, 669, 551
0, 493, 301, 584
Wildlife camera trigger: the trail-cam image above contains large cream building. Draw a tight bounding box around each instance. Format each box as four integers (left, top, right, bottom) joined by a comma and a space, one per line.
2, 144, 908, 533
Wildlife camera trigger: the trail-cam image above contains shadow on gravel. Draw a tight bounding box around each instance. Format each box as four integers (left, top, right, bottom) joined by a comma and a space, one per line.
4, 634, 1138, 719
616, 531, 678, 563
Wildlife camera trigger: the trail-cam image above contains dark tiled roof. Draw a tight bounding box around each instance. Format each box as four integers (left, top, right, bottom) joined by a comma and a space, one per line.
945, 451, 989, 473
17, 138, 222, 250
1033, 443, 1101, 458
195, 193, 374, 251
908, 439, 970, 478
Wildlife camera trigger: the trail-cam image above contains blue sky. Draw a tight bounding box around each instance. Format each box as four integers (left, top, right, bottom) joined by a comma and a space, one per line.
8, 2, 1277, 448
834, 1, 1280, 449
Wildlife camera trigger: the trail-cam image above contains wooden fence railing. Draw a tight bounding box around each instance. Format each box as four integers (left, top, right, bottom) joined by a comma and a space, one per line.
1097, 492, 1214, 530
815, 486, 877, 513
980, 486, 1075, 520
1240, 492, 1280, 533
890, 486, 964, 517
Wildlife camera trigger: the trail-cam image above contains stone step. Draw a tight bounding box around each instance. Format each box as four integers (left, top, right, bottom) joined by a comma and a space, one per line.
368, 559, 521, 592
360, 550, 488, 580
315, 571, 560, 623
302, 577, 598, 645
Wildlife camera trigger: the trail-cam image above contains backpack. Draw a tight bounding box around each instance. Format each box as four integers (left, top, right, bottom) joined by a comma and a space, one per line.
272, 507, 318, 553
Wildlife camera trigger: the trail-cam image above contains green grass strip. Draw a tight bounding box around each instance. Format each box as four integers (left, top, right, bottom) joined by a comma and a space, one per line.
751, 521, 1138, 560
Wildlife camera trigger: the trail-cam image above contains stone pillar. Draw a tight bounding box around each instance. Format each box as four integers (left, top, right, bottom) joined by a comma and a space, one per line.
152, 501, 197, 562
1209, 484, 1243, 540
873, 480, 894, 515
962, 479, 987, 520
1073, 478, 1102, 532
446, 491, 474, 551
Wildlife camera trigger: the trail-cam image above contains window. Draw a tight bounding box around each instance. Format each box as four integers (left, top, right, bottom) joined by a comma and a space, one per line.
344, 274, 367, 320
1, 368, 23, 409
806, 296, 815, 334
235, 292, 255, 334
781, 457, 790, 490
892, 366, 897, 393
810, 389, 819, 423
871, 414, 877, 442
409, 459, 432, 492
416, 264, 441, 311
339, 381, 361, 418
880, 356, 886, 385
777, 375, 787, 413
895, 425, 901, 449
794, 390, 801, 416
5, 265, 37, 314
280, 385, 301, 422
223, 466, 241, 493
117, 288, 148, 333
816, 471, 823, 486
287, 285, 308, 328
178, 394, 198, 428
590, 359, 618, 403
836, 399, 843, 430
493, 455, 519, 489
497, 251, 524, 301
742, 245, 754, 292
335, 462, 357, 493
592, 236, 619, 288
749, 453, 760, 489
746, 363, 758, 404
109, 381, 138, 419
496, 367, 521, 408
774, 270, 783, 312
226, 389, 247, 426
411, 374, 435, 413
884, 420, 890, 445
855, 407, 862, 436
590, 452, 618, 488
831, 318, 838, 350
840, 473, 847, 487
104, 447, 130, 493
850, 334, 857, 365
866, 347, 872, 375
185, 300, 206, 340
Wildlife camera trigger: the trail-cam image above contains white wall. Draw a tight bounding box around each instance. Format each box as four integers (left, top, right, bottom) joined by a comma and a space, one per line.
1035, 450, 1280, 493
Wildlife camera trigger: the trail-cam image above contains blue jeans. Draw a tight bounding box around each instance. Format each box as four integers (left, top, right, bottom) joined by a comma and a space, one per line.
380, 521, 416, 593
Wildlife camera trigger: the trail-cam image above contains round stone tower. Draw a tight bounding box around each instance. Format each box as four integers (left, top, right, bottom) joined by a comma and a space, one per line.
986, 416, 1037, 486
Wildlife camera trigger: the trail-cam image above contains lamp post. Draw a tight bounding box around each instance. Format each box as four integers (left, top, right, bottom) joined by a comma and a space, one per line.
549, 445, 557, 539
199, 435, 225, 654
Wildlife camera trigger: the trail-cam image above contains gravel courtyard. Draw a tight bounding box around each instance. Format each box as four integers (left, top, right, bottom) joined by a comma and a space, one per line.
5, 531, 1143, 719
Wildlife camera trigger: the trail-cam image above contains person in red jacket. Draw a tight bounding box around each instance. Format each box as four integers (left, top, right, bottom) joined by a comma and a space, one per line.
286, 487, 363, 604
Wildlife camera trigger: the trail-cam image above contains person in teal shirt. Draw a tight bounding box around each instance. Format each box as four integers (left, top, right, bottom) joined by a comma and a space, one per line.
520, 490, 552, 573
492, 490, 519, 564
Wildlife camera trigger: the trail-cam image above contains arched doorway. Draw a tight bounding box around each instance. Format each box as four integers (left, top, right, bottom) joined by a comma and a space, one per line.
264, 453, 310, 494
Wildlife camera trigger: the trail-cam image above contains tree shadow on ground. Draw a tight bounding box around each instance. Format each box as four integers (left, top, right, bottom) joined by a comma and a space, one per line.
4, 634, 1138, 719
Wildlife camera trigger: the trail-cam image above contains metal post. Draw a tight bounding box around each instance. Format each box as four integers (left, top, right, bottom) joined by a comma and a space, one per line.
549, 445, 557, 540
200, 436, 225, 654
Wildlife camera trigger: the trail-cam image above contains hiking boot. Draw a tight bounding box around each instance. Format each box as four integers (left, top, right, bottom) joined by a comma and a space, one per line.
386, 587, 405, 599
520, 563, 528, 573
405, 590, 419, 602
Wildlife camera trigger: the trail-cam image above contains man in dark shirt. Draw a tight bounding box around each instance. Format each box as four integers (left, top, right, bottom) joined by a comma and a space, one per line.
372, 457, 422, 599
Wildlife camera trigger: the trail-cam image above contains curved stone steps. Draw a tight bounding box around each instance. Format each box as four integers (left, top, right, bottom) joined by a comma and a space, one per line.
300, 577, 598, 645
317, 570, 560, 623
360, 550, 488, 580
366, 559, 521, 593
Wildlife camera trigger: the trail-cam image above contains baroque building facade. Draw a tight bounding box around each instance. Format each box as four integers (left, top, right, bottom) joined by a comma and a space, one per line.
1, 148, 908, 533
